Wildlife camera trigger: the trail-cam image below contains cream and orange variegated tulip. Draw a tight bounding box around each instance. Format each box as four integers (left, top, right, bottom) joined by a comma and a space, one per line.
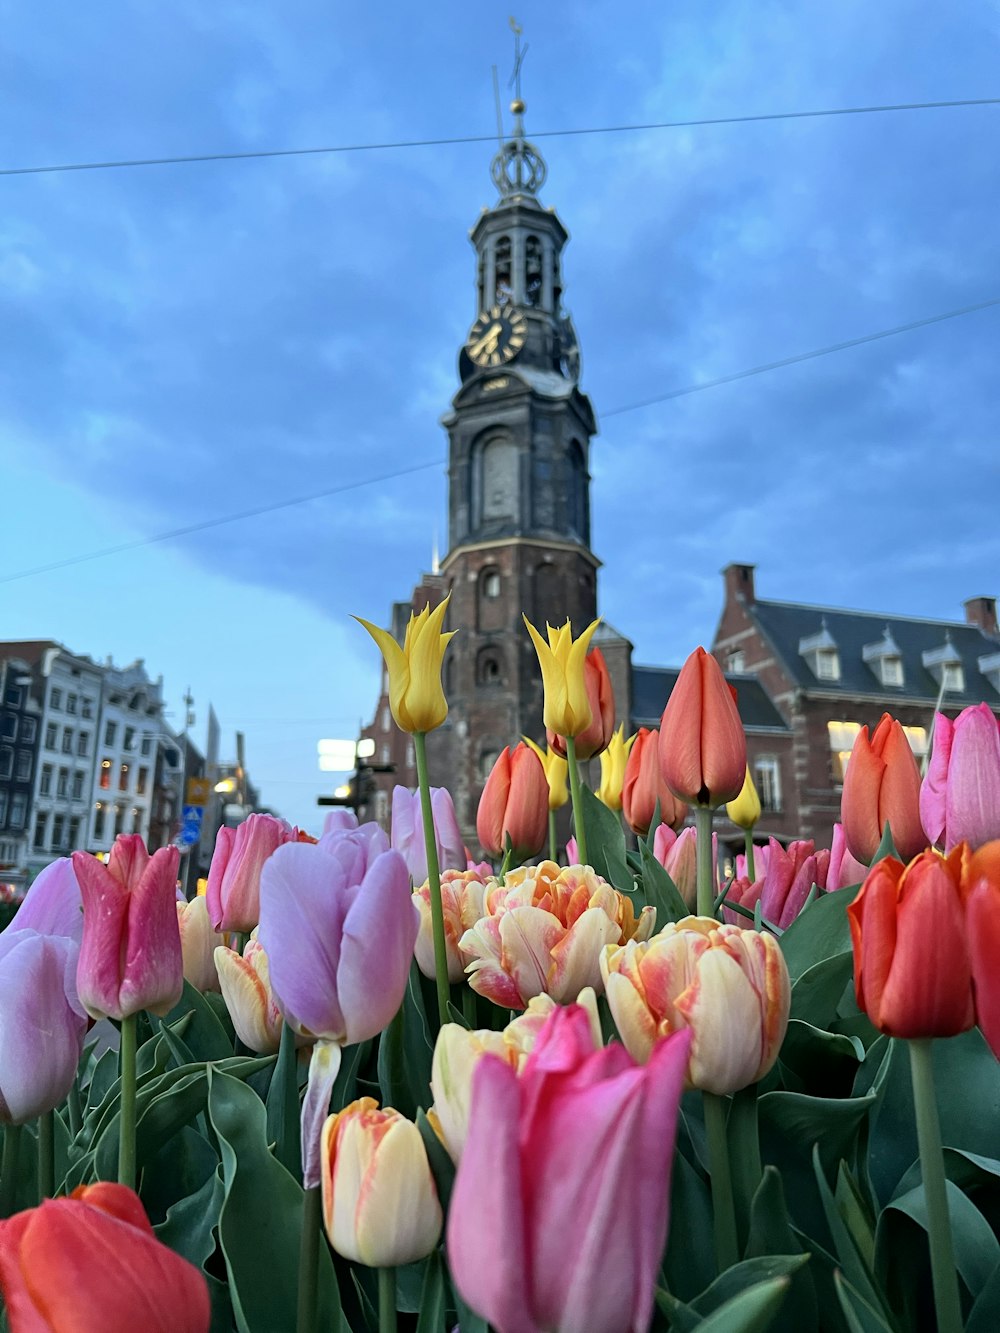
214, 934, 284, 1054
412, 868, 489, 983
460, 861, 654, 1009
598, 725, 635, 812
522, 736, 569, 811
430, 989, 602, 1163
355, 597, 456, 734
601, 917, 790, 1094
320, 1097, 442, 1267
176, 897, 223, 993
522, 615, 601, 739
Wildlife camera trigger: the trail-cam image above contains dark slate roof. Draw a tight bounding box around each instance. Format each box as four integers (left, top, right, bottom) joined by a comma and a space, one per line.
748, 599, 1000, 706
631, 665, 790, 733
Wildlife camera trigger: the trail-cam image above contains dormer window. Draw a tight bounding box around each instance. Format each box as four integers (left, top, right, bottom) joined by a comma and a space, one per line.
943, 662, 965, 691
863, 628, 904, 688
979, 651, 1000, 695
726, 650, 745, 674
922, 637, 965, 695
800, 624, 841, 682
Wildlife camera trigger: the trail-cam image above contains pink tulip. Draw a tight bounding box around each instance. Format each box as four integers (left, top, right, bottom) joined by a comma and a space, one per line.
447, 1005, 690, 1333
391, 785, 464, 882
206, 814, 300, 933
72, 837, 182, 1021
12, 858, 83, 944
653, 825, 708, 909
828, 823, 869, 891
722, 838, 830, 929
920, 704, 1000, 852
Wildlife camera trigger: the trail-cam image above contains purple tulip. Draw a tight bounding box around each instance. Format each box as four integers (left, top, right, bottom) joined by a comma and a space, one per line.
72, 837, 183, 1021
920, 704, 1000, 852
447, 1005, 690, 1333
0, 930, 87, 1125
827, 822, 869, 891
391, 785, 465, 883
258, 841, 418, 1187
322, 809, 359, 836
317, 821, 389, 882
13, 858, 83, 944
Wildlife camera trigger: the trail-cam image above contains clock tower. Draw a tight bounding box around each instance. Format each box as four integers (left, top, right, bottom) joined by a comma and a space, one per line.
425, 97, 602, 839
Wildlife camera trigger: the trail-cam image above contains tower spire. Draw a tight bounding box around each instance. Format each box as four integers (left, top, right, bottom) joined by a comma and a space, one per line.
490, 19, 547, 199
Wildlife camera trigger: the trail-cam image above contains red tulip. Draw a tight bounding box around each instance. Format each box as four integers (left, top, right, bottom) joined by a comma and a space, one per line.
0, 1183, 210, 1332
848, 847, 976, 1039
548, 648, 616, 761
477, 744, 549, 861
962, 841, 1000, 1057
622, 727, 689, 835
841, 714, 926, 864
658, 648, 746, 807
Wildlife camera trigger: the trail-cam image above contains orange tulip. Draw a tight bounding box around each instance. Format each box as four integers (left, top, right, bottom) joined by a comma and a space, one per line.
966, 841, 1000, 1058
841, 713, 926, 864
657, 648, 746, 807
848, 847, 976, 1039
476, 743, 548, 861
548, 648, 616, 761
0, 1183, 210, 1332
623, 727, 689, 835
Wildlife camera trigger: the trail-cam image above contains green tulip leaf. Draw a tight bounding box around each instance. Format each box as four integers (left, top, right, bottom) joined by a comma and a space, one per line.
265, 1020, 301, 1180
876, 1177, 999, 1303
778, 887, 855, 981
206, 1068, 349, 1333
811, 1145, 889, 1322
162, 980, 237, 1062
744, 1168, 818, 1333
662, 1144, 717, 1302
155, 1164, 225, 1269
639, 839, 691, 925
779, 1019, 865, 1098
414, 1251, 447, 1332
727, 1084, 763, 1252
417, 1108, 455, 1214
871, 822, 900, 866
789, 953, 854, 1029
832, 1271, 895, 1333
966, 1259, 1000, 1333
686, 1274, 792, 1333
578, 785, 633, 893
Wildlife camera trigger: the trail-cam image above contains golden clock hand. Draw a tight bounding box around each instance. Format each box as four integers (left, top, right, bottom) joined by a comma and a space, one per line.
470, 323, 502, 357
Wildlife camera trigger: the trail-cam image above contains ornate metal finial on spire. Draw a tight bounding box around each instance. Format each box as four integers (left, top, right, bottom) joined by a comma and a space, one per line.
489, 18, 547, 199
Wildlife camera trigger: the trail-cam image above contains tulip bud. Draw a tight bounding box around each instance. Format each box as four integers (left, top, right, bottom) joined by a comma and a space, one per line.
653, 825, 705, 909
206, 813, 300, 934
920, 704, 1000, 852
214, 936, 285, 1053
602, 917, 790, 1094
596, 725, 634, 812
521, 736, 569, 811
658, 647, 746, 807
391, 784, 464, 882
523, 615, 601, 739
965, 841, 1000, 1058
827, 822, 869, 891
548, 648, 616, 760
726, 767, 761, 829
355, 597, 457, 733
320, 1097, 442, 1266
841, 713, 926, 864
177, 897, 224, 993
623, 727, 689, 835
476, 744, 549, 862
722, 838, 829, 929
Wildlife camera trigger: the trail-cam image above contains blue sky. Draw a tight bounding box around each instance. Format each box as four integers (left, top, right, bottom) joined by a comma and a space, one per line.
2, 1, 998, 829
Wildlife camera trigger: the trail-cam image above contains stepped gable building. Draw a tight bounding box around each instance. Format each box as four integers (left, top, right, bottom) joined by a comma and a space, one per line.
361, 96, 615, 841
711, 563, 1000, 845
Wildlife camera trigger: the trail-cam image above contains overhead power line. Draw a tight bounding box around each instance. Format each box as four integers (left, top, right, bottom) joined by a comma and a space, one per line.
3, 293, 997, 586
1, 97, 998, 178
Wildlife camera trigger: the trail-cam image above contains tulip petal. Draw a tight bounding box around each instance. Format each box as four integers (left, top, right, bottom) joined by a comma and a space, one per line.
447, 1056, 537, 1333
120, 847, 183, 1018
337, 850, 416, 1044
878, 723, 926, 860
497, 906, 566, 1006
547, 905, 621, 1002
920, 713, 953, 847
968, 879, 1000, 1058
841, 728, 883, 864
355, 616, 411, 726
848, 860, 901, 1024
302, 1040, 343, 1190
214, 947, 282, 1054
72, 851, 130, 1020
13, 858, 83, 943
945, 706, 1000, 851
675, 948, 764, 1093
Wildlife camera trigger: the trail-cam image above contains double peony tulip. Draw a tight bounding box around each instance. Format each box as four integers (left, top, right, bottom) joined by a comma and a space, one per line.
602, 916, 790, 1094
920, 703, 1000, 852
391, 784, 464, 882
840, 713, 926, 864
658, 647, 746, 808
206, 812, 302, 934
412, 867, 488, 983
356, 596, 456, 733
0, 1183, 210, 1332
477, 743, 549, 861
447, 1004, 690, 1333
460, 861, 654, 1009
547, 647, 616, 760
623, 727, 689, 835
320, 1097, 442, 1268
72, 836, 182, 1021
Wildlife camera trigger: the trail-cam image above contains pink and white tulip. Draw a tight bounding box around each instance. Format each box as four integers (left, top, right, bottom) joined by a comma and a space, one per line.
412, 867, 488, 983
920, 703, 1000, 852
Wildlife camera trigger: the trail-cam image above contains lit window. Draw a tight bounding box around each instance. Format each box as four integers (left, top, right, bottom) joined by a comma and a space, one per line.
136, 767, 148, 796
119, 764, 129, 792
100, 758, 112, 790
828, 720, 862, 784
903, 726, 928, 759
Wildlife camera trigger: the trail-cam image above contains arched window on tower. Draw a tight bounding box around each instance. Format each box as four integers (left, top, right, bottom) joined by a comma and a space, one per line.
478, 565, 504, 631
476, 646, 504, 688
477, 249, 486, 311
525, 236, 543, 307
479, 436, 518, 526
568, 440, 588, 543
494, 236, 512, 305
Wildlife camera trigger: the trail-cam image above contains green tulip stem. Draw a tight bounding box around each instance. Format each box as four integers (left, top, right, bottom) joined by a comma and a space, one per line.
414, 730, 450, 1029
1, 1122, 22, 1217
548, 809, 557, 864
296, 1184, 322, 1333
462, 983, 477, 1028
744, 829, 756, 885
909, 1039, 963, 1333
703, 1090, 739, 1274
695, 805, 715, 919
118, 1012, 137, 1190
37, 1109, 55, 1200
378, 1266, 397, 1333
565, 735, 588, 866
68, 1078, 83, 1139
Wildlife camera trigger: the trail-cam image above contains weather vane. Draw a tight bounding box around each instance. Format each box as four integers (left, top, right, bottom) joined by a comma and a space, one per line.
508, 17, 528, 103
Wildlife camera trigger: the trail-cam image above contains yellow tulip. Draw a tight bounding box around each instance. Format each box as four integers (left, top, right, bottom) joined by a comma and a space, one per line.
597, 725, 635, 812
522, 615, 601, 738
521, 736, 570, 811
726, 766, 762, 830
355, 596, 457, 734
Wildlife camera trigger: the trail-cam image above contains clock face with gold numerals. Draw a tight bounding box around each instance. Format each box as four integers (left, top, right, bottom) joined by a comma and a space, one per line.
466, 304, 527, 368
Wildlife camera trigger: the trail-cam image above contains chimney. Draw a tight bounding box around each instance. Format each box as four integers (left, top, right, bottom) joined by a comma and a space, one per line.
723, 563, 756, 606
965, 596, 998, 637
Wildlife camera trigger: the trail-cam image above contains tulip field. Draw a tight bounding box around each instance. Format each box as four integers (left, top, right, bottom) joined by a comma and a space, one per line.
3, 607, 1000, 1332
